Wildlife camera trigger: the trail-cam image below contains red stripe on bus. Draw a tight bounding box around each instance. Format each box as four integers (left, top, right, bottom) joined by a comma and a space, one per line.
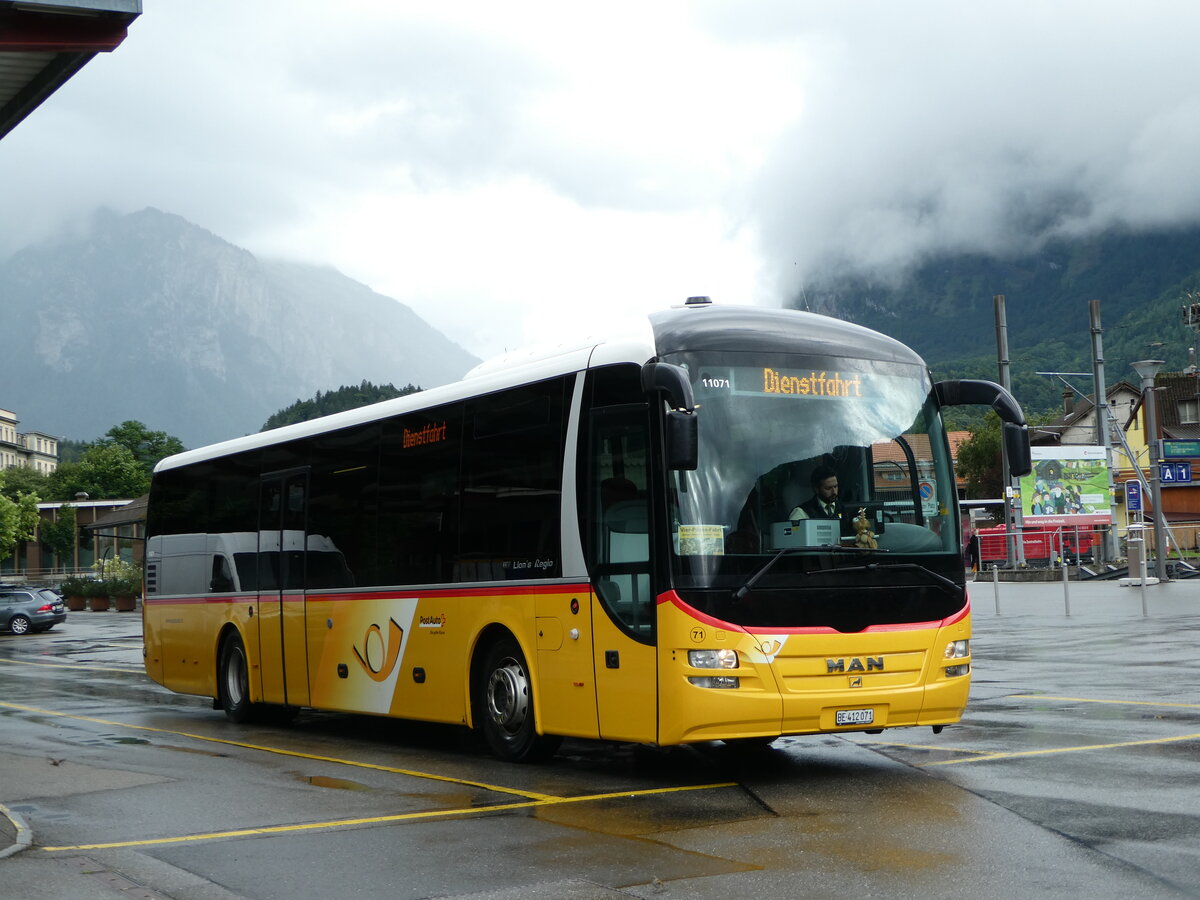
658, 589, 969, 634
144, 583, 592, 606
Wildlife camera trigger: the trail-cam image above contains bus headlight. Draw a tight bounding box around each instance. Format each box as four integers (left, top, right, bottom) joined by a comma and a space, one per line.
943, 640, 969, 660
943, 640, 969, 677
688, 648, 740, 689
689, 649, 739, 669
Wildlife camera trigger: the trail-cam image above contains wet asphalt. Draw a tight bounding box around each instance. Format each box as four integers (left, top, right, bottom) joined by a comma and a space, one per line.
1, 575, 1198, 899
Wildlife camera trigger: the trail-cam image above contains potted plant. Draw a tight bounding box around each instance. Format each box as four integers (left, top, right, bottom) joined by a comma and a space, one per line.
95, 557, 141, 612
59, 575, 90, 611
84, 577, 111, 612
109, 561, 141, 612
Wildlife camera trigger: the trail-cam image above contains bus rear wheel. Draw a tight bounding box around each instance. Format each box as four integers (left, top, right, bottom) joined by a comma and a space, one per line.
218, 632, 257, 723
477, 638, 561, 763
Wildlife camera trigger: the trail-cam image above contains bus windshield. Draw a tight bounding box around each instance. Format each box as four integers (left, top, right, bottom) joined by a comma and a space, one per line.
663, 351, 962, 628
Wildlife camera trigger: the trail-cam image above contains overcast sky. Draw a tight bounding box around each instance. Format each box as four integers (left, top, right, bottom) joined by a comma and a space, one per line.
4, 1, 1200, 359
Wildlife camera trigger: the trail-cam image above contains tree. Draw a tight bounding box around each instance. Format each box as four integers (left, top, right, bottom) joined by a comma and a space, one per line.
955, 414, 1004, 499
262, 381, 421, 430
40, 503, 78, 566
0, 492, 40, 564
0, 465, 52, 501
50, 444, 149, 500
97, 420, 185, 477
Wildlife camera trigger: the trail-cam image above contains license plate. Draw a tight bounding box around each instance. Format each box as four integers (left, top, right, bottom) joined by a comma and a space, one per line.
835, 708, 874, 726
52, 603, 64, 612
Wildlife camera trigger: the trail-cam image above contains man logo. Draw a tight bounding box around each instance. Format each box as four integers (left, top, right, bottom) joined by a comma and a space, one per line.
826, 657, 884, 674
849, 676, 863, 688
353, 618, 404, 682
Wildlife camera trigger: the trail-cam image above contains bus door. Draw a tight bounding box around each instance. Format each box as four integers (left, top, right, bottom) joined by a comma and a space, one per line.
256, 469, 311, 707
587, 405, 658, 744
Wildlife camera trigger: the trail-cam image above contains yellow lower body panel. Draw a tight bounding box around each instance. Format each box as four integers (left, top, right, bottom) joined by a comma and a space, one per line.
656, 596, 971, 745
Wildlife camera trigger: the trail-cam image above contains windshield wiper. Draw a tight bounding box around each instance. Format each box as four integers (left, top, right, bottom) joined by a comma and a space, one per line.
734, 547, 805, 601
733, 543, 890, 601
815, 562, 960, 597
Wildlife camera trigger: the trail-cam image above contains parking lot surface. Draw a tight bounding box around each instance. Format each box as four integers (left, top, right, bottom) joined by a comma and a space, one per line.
1, 578, 1198, 899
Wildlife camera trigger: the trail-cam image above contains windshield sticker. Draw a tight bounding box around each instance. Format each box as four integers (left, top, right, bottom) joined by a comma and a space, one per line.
677, 524, 725, 556
762, 368, 864, 397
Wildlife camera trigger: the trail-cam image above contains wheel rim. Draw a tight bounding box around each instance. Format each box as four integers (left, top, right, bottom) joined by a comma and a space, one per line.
224, 645, 247, 707
9, 616, 29, 635
486, 657, 529, 736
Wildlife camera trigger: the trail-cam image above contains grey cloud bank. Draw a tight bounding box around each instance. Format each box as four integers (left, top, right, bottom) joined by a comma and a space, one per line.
2, 2, 1198, 355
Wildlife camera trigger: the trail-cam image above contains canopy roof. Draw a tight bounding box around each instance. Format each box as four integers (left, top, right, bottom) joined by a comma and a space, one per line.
0, 0, 140, 140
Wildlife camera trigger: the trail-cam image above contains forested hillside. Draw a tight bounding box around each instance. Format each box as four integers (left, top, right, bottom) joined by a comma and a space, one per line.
793, 225, 1200, 419
262, 381, 421, 430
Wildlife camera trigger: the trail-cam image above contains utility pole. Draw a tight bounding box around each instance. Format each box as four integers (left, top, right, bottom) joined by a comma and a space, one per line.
1089, 300, 1120, 562
1131, 359, 1169, 581
994, 295, 1025, 566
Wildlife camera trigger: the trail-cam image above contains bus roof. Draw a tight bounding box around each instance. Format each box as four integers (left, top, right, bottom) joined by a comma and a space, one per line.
154, 303, 926, 474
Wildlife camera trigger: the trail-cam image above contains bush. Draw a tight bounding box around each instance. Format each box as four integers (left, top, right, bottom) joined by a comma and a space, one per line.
92, 557, 143, 596
58, 575, 90, 597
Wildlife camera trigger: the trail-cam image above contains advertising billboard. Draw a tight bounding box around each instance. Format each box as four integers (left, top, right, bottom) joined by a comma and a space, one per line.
1020, 446, 1112, 526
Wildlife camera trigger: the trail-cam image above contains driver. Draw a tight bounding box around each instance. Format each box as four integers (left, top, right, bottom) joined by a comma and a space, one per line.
789, 465, 841, 522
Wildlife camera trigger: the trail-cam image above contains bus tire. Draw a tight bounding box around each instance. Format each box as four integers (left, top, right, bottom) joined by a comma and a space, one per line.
218, 632, 257, 723
477, 637, 561, 763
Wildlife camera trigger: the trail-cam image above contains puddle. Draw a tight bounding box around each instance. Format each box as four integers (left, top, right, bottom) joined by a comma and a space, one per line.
293, 774, 372, 791
160, 744, 229, 758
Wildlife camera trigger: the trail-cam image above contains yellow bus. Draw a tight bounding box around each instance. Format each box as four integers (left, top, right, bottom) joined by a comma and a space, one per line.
143, 300, 1031, 762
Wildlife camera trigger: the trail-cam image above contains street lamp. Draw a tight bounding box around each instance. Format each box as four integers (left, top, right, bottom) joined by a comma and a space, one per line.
1130, 359, 1168, 581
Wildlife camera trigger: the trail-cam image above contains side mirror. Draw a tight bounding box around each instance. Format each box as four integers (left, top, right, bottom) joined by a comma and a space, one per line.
665, 410, 698, 470
643, 361, 698, 470
1003, 421, 1032, 477
641, 362, 695, 413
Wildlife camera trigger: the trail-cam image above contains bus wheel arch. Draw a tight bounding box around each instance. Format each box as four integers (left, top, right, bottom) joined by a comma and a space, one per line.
470, 628, 561, 763
216, 627, 257, 723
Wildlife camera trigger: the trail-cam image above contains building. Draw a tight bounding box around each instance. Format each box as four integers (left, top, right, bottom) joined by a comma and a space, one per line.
1122, 370, 1200, 545
0, 498, 142, 580
0, 407, 59, 473
872, 430, 971, 499
1031, 373, 1200, 553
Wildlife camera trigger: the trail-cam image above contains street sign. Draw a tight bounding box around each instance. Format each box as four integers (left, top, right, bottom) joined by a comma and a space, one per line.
918, 480, 937, 516
1160, 462, 1192, 484
1125, 480, 1142, 511
1162, 440, 1200, 459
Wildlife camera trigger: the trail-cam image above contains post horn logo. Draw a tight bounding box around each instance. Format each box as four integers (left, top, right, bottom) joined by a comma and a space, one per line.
353, 618, 404, 682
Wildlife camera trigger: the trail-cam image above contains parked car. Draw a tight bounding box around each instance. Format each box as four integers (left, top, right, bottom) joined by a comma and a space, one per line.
0, 585, 67, 635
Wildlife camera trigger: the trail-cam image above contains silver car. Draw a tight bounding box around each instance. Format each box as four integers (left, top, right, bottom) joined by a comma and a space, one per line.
0, 586, 67, 635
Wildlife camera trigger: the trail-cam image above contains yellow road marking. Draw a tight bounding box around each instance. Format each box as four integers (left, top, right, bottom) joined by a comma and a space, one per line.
855, 740, 992, 755
0, 701, 555, 800
0, 659, 141, 675
918, 732, 1200, 767
40, 782, 739, 852
1011, 694, 1200, 710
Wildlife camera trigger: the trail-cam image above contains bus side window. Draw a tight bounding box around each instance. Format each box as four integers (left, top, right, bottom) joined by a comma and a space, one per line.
210, 555, 234, 593
586, 401, 652, 638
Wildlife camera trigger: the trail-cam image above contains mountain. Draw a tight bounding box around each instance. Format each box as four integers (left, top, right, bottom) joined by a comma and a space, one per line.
793, 226, 1200, 419
0, 209, 479, 447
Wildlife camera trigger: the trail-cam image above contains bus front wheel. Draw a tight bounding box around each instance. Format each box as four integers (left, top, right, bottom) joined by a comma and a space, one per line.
477, 638, 561, 763
218, 632, 257, 723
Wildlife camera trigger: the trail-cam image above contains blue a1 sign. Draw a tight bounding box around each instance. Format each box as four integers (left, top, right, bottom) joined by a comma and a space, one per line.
1159, 462, 1192, 484
1125, 480, 1142, 511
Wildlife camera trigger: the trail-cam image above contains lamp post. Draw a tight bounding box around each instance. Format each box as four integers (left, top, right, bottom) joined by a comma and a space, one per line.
1131, 359, 1168, 581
